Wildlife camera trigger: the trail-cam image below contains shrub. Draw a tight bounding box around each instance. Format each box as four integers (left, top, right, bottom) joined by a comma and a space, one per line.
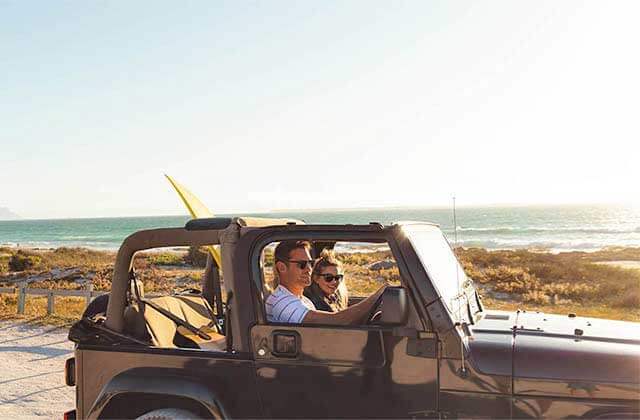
0, 251, 11, 273
44, 247, 113, 269
185, 246, 208, 268
461, 260, 488, 283
616, 290, 640, 308
541, 282, 599, 301
8, 252, 42, 271
522, 290, 551, 305
92, 268, 113, 291
148, 253, 184, 266
487, 266, 541, 294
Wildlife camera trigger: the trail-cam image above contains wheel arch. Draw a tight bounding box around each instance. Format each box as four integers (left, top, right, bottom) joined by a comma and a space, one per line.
87, 369, 227, 419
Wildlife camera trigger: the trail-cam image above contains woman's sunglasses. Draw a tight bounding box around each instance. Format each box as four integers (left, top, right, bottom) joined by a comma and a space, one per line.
284, 259, 315, 269
318, 273, 344, 283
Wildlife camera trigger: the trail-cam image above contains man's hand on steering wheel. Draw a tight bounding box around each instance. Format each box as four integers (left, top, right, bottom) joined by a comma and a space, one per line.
364, 284, 387, 324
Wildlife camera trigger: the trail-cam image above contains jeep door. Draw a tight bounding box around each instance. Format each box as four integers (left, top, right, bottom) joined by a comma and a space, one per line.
251, 323, 438, 418
250, 233, 438, 418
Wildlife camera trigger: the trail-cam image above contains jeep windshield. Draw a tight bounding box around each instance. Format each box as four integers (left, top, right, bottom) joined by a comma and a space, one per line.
402, 223, 480, 323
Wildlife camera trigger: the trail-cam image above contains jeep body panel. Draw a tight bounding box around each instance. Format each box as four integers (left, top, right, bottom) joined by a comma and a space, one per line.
87, 369, 226, 419
250, 325, 439, 417
76, 346, 259, 419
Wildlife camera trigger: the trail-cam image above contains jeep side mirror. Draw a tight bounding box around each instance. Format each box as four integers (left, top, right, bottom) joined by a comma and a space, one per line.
377, 287, 408, 326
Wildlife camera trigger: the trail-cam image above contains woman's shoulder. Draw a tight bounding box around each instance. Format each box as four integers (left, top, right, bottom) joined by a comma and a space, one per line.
304, 286, 331, 311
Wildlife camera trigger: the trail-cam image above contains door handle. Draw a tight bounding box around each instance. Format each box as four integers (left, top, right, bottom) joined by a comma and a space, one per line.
271, 331, 299, 358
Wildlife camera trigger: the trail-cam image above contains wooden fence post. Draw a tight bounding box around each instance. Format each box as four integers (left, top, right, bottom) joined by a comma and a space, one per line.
86, 283, 94, 307
47, 292, 55, 315
17, 282, 26, 315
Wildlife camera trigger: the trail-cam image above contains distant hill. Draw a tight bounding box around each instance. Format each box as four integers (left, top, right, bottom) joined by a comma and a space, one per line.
0, 207, 21, 220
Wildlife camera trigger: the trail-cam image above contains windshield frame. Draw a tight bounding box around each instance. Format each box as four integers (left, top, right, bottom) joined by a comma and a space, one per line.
401, 223, 479, 324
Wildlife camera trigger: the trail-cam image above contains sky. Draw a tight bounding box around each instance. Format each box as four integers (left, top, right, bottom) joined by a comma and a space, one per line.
1, 1, 639, 219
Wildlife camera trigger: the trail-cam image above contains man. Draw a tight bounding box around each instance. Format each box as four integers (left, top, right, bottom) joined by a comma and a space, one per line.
266, 240, 386, 325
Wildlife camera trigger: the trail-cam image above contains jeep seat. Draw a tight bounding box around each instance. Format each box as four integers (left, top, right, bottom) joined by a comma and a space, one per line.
124, 294, 225, 350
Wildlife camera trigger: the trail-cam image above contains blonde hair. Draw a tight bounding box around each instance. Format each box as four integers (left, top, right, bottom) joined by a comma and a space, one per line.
312, 249, 342, 277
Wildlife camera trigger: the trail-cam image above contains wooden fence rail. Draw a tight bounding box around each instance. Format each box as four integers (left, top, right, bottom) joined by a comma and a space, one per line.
0, 283, 104, 315
0, 284, 162, 315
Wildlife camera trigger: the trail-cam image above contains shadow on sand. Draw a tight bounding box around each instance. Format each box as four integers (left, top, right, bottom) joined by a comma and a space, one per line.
0, 345, 72, 360
0, 370, 64, 386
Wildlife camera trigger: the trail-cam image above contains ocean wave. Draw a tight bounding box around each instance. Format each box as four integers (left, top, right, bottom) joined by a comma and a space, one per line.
459, 238, 640, 252
334, 243, 390, 253
455, 226, 640, 235
3, 240, 119, 250
60, 235, 118, 240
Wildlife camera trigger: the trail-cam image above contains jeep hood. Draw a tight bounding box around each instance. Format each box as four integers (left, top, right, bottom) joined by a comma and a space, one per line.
512, 311, 640, 385
470, 310, 640, 385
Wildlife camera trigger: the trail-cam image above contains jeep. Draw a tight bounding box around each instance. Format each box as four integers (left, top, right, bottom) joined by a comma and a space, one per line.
65, 217, 640, 419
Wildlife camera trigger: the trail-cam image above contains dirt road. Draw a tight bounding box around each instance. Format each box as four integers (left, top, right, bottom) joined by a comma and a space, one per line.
0, 321, 74, 419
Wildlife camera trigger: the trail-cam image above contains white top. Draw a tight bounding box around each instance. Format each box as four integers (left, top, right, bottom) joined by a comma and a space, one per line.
266, 285, 316, 324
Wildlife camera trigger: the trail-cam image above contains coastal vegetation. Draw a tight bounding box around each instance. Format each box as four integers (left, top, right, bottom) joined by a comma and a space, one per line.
0, 246, 639, 325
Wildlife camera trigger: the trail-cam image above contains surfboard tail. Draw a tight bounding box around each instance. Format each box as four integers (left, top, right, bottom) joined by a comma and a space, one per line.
165, 174, 222, 266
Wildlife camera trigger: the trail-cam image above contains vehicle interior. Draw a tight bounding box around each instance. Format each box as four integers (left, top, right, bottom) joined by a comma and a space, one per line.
78, 242, 228, 351
75, 220, 422, 351
81, 238, 409, 350
124, 245, 227, 350
260, 239, 408, 326
111, 239, 407, 349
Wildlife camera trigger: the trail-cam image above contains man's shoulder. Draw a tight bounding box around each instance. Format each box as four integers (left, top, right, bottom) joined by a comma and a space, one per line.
266, 285, 295, 306
267, 285, 287, 299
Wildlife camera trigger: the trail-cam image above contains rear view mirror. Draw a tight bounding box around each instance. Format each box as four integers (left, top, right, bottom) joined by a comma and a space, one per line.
377, 287, 408, 326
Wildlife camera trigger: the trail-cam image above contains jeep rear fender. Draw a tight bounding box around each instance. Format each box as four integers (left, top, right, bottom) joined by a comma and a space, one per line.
87, 368, 227, 419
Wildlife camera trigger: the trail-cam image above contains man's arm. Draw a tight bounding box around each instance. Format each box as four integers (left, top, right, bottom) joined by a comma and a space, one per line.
303, 285, 386, 326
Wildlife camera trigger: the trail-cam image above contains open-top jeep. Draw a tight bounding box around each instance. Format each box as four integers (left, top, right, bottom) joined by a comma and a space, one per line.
66, 217, 640, 419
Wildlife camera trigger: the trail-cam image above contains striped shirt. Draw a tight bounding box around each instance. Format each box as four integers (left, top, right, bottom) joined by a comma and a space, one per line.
266, 285, 316, 324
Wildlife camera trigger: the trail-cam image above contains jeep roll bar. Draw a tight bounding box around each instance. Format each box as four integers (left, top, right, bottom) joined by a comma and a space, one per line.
104, 227, 222, 332
104, 217, 304, 334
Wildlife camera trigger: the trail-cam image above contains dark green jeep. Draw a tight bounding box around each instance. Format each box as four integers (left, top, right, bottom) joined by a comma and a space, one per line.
65, 217, 640, 419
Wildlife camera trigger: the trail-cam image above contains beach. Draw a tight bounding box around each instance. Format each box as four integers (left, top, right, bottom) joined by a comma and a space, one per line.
0, 321, 74, 419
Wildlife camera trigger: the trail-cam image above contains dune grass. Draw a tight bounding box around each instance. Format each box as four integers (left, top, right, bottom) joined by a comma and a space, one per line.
0, 294, 86, 326
1, 246, 639, 324
456, 248, 640, 311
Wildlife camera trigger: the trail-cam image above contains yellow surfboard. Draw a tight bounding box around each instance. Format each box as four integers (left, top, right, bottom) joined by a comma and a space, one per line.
165, 174, 222, 267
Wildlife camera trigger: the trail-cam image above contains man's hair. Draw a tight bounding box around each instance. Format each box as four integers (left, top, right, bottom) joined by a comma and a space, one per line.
274, 240, 312, 264
312, 249, 342, 277
272, 240, 312, 284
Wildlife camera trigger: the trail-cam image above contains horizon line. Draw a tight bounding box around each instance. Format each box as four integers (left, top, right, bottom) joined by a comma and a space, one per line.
1, 200, 636, 222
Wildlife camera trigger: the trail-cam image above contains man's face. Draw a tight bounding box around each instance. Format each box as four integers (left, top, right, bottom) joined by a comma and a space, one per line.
278, 247, 313, 289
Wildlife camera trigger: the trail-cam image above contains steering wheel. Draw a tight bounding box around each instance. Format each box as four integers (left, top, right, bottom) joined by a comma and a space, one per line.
365, 289, 386, 324
368, 310, 383, 324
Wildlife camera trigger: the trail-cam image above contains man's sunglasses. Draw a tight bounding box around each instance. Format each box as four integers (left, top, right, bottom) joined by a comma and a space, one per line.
318, 273, 344, 283
283, 259, 315, 269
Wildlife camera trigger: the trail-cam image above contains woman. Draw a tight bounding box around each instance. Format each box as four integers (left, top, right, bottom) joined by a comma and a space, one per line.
304, 249, 349, 312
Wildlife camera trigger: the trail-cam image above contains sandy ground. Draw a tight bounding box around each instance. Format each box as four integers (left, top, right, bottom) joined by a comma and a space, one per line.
0, 321, 74, 419
595, 260, 640, 270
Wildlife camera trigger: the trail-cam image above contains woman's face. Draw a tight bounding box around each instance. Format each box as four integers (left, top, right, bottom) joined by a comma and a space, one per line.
313, 265, 343, 296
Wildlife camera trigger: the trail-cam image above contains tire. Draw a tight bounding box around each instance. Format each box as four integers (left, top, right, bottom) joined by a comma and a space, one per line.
136, 408, 201, 420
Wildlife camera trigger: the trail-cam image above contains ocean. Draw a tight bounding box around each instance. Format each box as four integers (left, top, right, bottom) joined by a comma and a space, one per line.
0, 205, 639, 252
